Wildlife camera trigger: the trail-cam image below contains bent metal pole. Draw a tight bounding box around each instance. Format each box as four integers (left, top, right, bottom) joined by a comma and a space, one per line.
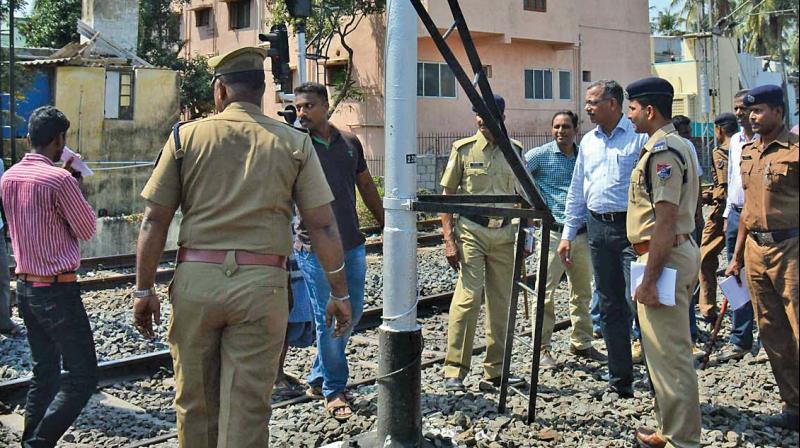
377, 0, 421, 445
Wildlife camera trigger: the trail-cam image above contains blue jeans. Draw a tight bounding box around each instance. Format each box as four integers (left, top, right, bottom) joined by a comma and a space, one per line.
587, 213, 636, 393
725, 208, 754, 349
16, 281, 98, 448
295, 244, 367, 399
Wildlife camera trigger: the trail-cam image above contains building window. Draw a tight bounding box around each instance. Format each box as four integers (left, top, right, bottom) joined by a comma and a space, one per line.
104, 70, 134, 120
195, 8, 211, 27
524, 69, 552, 100
582, 70, 592, 82
229, 0, 251, 30
417, 62, 456, 98
558, 70, 571, 100
524, 0, 546, 12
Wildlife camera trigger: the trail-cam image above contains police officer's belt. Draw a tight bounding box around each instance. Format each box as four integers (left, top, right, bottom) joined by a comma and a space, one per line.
461, 214, 511, 229
750, 229, 799, 246
632, 234, 691, 256
177, 248, 287, 269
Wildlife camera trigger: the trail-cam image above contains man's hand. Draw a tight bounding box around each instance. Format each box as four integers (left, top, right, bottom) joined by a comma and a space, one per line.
133, 295, 161, 338
63, 158, 83, 182
725, 258, 743, 286
722, 218, 727, 233
326, 298, 352, 338
444, 239, 460, 271
634, 280, 661, 307
701, 190, 713, 205
556, 239, 572, 267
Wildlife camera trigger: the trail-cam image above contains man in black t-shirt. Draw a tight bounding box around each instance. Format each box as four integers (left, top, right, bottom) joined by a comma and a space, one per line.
292, 82, 384, 421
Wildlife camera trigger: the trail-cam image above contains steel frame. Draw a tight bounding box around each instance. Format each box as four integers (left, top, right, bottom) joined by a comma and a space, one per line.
408, 0, 554, 424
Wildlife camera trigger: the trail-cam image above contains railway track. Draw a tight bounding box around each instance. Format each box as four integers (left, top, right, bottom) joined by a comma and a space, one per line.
8, 219, 444, 292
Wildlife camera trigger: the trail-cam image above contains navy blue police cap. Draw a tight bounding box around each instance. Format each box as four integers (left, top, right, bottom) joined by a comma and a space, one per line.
625, 77, 674, 100
713, 112, 737, 126
473, 93, 505, 114
743, 84, 784, 106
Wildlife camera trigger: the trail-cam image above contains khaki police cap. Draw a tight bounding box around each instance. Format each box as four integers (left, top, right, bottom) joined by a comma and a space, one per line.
208, 47, 267, 76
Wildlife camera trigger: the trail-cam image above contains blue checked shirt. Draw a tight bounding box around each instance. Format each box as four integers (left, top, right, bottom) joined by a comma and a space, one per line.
524, 140, 578, 225
563, 116, 649, 241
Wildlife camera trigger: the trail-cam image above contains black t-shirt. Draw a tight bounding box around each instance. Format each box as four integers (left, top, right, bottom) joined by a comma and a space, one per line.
294, 126, 367, 252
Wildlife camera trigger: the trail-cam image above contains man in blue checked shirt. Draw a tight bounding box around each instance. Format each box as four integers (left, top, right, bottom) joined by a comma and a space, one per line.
525, 110, 607, 369
557, 80, 649, 398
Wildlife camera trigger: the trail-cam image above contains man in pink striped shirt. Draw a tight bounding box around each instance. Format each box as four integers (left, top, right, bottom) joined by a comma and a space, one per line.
1, 106, 98, 448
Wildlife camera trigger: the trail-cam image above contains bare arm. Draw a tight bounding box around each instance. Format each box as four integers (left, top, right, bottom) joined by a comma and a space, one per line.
724, 212, 749, 285
133, 201, 176, 337
356, 169, 384, 228
300, 203, 351, 336
439, 187, 460, 271
634, 202, 678, 307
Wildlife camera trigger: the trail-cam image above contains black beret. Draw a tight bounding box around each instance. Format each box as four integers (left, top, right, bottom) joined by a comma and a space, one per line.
713, 112, 737, 126
473, 93, 505, 114
743, 84, 784, 106
625, 77, 674, 100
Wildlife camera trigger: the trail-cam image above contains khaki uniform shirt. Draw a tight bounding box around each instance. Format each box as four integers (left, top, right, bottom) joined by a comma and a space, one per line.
740, 128, 799, 232
440, 131, 523, 207
141, 101, 334, 256
627, 123, 699, 244
710, 141, 729, 203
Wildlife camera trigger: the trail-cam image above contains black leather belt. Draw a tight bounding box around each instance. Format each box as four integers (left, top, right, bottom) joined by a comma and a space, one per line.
590, 210, 627, 223
552, 223, 587, 235
461, 214, 511, 229
750, 228, 799, 246
731, 204, 743, 213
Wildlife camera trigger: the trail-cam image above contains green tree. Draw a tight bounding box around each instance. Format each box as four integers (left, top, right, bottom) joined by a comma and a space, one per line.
19, 0, 80, 48
266, 0, 386, 116
739, 0, 798, 62
174, 55, 214, 118
652, 7, 684, 35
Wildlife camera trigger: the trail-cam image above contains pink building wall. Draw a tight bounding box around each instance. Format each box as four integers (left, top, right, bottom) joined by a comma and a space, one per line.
179, 1, 651, 158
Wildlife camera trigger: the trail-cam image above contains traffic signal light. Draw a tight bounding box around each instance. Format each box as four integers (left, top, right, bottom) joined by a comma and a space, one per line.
259, 24, 291, 94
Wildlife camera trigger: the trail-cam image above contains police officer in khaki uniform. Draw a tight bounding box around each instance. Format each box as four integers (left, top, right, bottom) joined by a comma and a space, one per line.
440, 94, 525, 392
133, 47, 353, 448
726, 84, 799, 432
625, 77, 701, 448
697, 113, 736, 320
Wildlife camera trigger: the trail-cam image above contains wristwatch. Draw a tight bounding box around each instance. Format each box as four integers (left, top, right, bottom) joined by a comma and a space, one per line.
133, 287, 157, 299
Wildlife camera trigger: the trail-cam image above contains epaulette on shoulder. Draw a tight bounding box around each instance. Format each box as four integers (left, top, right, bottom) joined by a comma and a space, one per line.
171, 120, 195, 152
453, 135, 477, 150
651, 139, 668, 153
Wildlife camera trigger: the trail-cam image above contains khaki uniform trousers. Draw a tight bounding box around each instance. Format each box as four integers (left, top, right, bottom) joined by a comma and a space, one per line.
637, 239, 701, 448
541, 231, 593, 351
698, 201, 726, 316
444, 218, 516, 380
745, 235, 799, 414
168, 252, 288, 448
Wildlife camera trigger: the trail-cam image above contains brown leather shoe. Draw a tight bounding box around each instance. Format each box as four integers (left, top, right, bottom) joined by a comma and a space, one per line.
635, 427, 666, 448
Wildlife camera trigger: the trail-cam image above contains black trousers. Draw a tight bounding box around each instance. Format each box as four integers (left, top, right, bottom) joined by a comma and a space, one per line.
16, 280, 98, 448
586, 213, 636, 393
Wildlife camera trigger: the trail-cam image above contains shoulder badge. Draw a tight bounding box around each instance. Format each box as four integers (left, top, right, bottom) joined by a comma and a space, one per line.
651, 140, 667, 153
453, 135, 477, 150
656, 163, 672, 180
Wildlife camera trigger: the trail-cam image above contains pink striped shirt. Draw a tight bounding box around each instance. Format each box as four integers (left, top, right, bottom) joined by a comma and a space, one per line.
1, 153, 96, 276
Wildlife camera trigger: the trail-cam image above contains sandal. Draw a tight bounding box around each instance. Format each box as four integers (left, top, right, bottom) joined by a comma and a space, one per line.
305, 384, 323, 400
325, 394, 353, 421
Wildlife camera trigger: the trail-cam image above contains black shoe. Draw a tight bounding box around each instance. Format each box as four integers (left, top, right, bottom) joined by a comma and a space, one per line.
570, 345, 608, 364
765, 411, 799, 431
478, 374, 526, 391
606, 385, 634, 399
444, 377, 465, 392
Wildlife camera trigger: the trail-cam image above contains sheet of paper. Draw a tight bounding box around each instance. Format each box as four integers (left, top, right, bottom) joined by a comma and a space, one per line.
719, 271, 751, 310
630, 261, 677, 306
60, 146, 94, 177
